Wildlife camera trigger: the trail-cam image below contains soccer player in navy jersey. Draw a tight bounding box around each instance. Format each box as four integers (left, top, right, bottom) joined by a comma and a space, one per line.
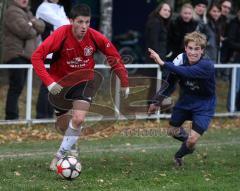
148, 31, 216, 166
31, 4, 129, 170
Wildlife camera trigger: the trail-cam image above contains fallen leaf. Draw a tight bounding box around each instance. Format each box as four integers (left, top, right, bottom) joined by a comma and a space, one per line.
160, 173, 166, 177
14, 171, 21, 176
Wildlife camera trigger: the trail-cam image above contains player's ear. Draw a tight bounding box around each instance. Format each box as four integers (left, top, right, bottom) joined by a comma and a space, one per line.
201, 48, 204, 55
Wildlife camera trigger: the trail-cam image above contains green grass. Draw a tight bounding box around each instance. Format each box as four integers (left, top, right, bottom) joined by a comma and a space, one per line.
0, 127, 239, 191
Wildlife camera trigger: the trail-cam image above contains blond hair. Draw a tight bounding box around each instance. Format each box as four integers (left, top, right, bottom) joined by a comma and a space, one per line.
184, 31, 207, 49
181, 3, 193, 12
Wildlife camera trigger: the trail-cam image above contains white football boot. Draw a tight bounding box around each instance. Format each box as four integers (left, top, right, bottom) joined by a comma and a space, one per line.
49, 153, 64, 171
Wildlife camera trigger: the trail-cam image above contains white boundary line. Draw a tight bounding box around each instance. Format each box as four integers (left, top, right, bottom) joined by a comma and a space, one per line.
0, 140, 239, 159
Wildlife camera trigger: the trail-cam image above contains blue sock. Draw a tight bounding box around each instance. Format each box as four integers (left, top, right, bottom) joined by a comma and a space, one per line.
175, 141, 194, 158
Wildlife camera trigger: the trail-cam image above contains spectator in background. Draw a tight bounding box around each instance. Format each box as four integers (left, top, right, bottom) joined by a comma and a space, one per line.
192, 0, 208, 24
145, 2, 171, 106
219, 0, 232, 67
219, 0, 232, 37
145, 2, 171, 61
205, 2, 221, 63
192, 0, 209, 36
35, 0, 70, 119
226, 8, 240, 111
36, 0, 69, 36
2, 0, 45, 120
168, 3, 198, 60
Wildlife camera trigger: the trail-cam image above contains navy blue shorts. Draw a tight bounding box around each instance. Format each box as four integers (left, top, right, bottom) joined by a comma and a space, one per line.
169, 96, 216, 135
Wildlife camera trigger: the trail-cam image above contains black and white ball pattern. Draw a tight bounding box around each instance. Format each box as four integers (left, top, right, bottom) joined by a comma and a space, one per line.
56, 156, 81, 180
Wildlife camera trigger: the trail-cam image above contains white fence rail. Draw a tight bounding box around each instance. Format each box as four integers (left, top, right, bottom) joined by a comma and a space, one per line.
0, 63, 240, 125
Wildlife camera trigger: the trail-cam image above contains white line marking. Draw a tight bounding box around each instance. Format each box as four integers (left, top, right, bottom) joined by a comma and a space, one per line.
0, 140, 239, 159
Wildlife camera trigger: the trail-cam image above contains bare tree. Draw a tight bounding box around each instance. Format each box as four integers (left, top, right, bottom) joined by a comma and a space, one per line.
97, 0, 113, 89
99, 0, 113, 40
166, 0, 175, 9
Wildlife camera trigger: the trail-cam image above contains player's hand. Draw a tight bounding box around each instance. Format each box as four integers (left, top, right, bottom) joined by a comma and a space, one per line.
120, 87, 130, 98
47, 82, 63, 95
148, 48, 164, 66
148, 103, 160, 115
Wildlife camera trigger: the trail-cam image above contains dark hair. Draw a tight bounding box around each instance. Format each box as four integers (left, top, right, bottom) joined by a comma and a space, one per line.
148, 2, 172, 19
69, 4, 91, 19
207, 2, 221, 19
192, 0, 209, 7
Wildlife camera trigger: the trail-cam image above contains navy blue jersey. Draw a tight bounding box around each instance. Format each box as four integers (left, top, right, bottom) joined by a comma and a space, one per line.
154, 53, 216, 104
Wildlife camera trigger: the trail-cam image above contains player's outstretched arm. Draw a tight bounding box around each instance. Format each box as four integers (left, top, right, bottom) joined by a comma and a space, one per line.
147, 49, 178, 115
148, 48, 165, 66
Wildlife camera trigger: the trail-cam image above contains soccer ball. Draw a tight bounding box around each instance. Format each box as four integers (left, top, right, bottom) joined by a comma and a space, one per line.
56, 156, 82, 180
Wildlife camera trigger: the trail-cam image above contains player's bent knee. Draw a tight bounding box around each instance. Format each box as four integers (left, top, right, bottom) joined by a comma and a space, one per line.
72, 118, 85, 127
187, 136, 198, 148
72, 115, 85, 127
55, 113, 72, 134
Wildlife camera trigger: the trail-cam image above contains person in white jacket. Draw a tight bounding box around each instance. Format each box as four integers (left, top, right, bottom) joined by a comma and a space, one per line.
36, 0, 69, 32
35, 0, 70, 120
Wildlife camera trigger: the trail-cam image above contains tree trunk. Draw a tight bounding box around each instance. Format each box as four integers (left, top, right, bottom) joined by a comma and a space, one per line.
165, 0, 175, 10
98, 0, 113, 90
99, 0, 113, 40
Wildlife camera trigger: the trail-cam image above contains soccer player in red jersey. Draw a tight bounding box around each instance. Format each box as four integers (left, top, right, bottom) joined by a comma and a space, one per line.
31, 4, 129, 171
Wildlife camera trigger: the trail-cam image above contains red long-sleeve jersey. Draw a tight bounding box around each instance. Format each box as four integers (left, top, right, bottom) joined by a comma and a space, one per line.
31, 25, 129, 87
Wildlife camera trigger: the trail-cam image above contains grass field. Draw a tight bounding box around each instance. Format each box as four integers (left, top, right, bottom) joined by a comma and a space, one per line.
0, 125, 239, 191
0, 70, 238, 190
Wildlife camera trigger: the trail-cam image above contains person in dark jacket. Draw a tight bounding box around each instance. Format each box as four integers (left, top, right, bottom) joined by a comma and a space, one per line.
148, 31, 216, 166
205, 2, 221, 63
226, 9, 240, 111
191, 0, 212, 42
219, 0, 232, 78
145, 2, 171, 59
192, 0, 208, 31
145, 2, 171, 106
219, 0, 232, 37
168, 3, 198, 60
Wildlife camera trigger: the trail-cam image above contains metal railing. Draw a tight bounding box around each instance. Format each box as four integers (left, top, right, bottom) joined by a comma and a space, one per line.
0, 63, 240, 125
